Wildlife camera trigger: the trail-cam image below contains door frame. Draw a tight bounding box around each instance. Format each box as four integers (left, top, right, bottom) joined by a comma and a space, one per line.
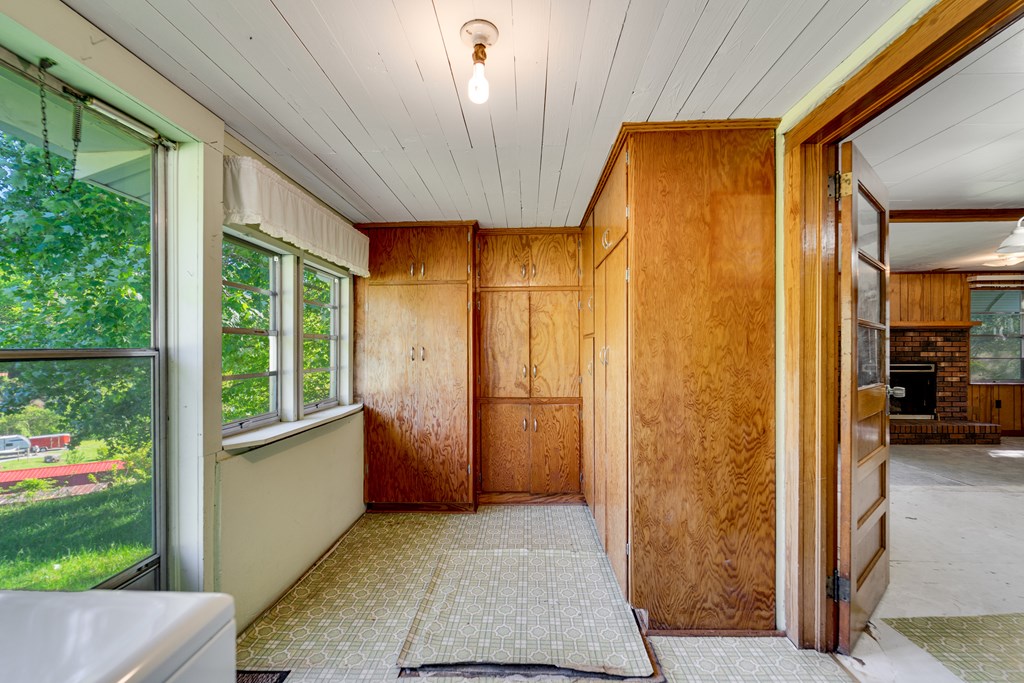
783, 0, 1024, 651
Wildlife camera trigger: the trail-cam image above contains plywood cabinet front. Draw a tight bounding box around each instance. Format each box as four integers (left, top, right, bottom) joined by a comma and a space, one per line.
529, 234, 579, 287
594, 148, 627, 265
603, 239, 629, 597
582, 216, 595, 335
480, 403, 531, 492
530, 291, 580, 398
480, 402, 580, 495
530, 404, 581, 494
581, 336, 595, 514
477, 232, 579, 288
367, 225, 469, 283
480, 291, 530, 398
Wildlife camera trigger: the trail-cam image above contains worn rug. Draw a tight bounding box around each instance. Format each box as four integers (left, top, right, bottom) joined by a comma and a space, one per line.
237, 670, 290, 683
884, 613, 1024, 682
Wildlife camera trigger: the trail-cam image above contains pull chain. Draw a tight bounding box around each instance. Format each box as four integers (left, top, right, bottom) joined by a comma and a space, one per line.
37, 58, 84, 194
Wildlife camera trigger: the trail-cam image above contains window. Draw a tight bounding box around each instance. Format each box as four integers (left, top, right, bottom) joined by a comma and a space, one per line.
222, 233, 352, 434
0, 59, 163, 590
970, 290, 1024, 383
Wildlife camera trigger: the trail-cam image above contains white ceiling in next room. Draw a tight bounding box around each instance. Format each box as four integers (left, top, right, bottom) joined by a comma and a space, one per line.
60, 0, 908, 227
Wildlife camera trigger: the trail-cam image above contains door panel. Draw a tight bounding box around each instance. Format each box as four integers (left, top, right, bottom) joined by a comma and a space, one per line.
582, 216, 595, 335
414, 227, 468, 282
604, 240, 629, 597
594, 262, 608, 547
412, 284, 470, 503
530, 234, 579, 287
530, 404, 580, 494
367, 229, 417, 283
479, 291, 530, 398
581, 336, 595, 513
363, 285, 415, 502
480, 403, 531, 492
595, 147, 628, 265
477, 233, 530, 287
530, 291, 581, 398
839, 141, 890, 654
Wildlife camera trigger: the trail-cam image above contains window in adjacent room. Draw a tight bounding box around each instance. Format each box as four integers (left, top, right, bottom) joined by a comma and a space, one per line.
970, 289, 1024, 383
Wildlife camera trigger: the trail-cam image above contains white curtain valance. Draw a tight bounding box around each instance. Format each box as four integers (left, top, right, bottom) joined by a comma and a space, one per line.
223, 155, 370, 277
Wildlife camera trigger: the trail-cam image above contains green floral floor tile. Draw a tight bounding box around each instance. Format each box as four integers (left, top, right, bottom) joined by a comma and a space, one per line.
884, 613, 1024, 682
650, 637, 852, 682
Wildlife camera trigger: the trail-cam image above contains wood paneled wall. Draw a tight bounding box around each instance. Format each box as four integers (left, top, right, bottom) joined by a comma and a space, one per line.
969, 385, 1024, 433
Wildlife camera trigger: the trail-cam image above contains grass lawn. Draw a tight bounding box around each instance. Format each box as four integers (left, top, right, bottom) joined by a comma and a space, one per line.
0, 439, 107, 472
0, 480, 153, 591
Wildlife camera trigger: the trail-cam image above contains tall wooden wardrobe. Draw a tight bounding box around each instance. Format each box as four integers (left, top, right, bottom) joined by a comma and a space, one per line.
354, 222, 476, 511
581, 122, 777, 632
475, 230, 582, 502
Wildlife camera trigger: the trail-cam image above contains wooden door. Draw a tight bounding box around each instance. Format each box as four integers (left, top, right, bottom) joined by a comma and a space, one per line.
477, 233, 530, 287
480, 403, 531, 492
530, 404, 580, 494
604, 240, 629, 597
593, 261, 608, 547
412, 284, 470, 503
581, 337, 595, 513
530, 291, 580, 398
582, 216, 595, 335
529, 234, 579, 287
414, 227, 468, 282
479, 291, 530, 398
367, 229, 417, 283
838, 141, 891, 653
364, 285, 416, 502
595, 147, 628, 265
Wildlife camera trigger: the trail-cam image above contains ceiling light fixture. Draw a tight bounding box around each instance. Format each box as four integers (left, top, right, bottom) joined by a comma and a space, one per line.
460, 19, 498, 104
996, 217, 1024, 253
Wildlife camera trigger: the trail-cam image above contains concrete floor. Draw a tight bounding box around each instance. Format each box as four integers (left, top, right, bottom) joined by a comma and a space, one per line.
839, 437, 1024, 683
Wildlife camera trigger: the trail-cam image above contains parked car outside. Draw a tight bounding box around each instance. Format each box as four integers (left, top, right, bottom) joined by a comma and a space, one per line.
0, 435, 31, 457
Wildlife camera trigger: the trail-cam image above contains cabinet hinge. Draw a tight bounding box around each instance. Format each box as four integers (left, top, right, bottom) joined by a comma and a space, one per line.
468, 301, 471, 311
477, 299, 481, 310
625, 150, 629, 165
468, 263, 472, 275
467, 463, 471, 474
580, 472, 583, 484
625, 542, 630, 557
578, 299, 583, 310
625, 205, 630, 219
826, 569, 851, 602
827, 172, 853, 199
468, 230, 472, 242
625, 267, 630, 283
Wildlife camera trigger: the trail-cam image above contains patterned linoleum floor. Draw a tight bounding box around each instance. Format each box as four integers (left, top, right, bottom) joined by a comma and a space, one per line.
884, 613, 1024, 682
236, 505, 852, 682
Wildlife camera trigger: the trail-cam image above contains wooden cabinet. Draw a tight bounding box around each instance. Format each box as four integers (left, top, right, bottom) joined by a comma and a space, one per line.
479, 291, 579, 399
477, 232, 579, 288
580, 126, 776, 630
357, 223, 475, 510
582, 215, 595, 335
581, 337, 595, 514
368, 225, 470, 283
480, 402, 579, 494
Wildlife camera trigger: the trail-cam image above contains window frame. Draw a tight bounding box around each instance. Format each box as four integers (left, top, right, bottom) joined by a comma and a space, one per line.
301, 265, 343, 414
969, 288, 1024, 385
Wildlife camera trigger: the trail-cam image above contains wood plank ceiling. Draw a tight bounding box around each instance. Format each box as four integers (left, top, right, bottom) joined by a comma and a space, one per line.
61, 0, 907, 227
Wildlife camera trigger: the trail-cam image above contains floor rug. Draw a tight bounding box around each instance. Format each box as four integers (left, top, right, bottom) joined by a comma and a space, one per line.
398, 548, 653, 677
883, 613, 1024, 682
237, 671, 290, 683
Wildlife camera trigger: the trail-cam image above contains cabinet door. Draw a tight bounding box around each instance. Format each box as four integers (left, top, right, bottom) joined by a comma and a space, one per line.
530, 291, 580, 398
412, 284, 470, 503
529, 404, 580, 494
593, 261, 608, 547
581, 337, 595, 513
477, 233, 530, 287
582, 216, 595, 336
595, 147, 627, 265
363, 285, 416, 503
604, 239, 629, 597
414, 227, 468, 282
480, 403, 531, 492
529, 234, 578, 287
367, 229, 417, 283
480, 291, 530, 398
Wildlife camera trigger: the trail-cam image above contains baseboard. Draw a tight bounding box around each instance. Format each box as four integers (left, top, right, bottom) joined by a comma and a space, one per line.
648, 629, 785, 637
365, 501, 476, 513
478, 492, 586, 505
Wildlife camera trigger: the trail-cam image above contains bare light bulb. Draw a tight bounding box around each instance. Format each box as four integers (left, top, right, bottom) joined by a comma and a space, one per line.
468, 61, 489, 104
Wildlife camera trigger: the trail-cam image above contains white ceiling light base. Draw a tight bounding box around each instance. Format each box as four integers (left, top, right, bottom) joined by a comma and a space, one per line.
996, 217, 1024, 254
460, 20, 498, 48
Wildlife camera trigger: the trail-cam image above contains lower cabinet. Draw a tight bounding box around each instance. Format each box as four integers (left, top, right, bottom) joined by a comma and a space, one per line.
480, 403, 580, 494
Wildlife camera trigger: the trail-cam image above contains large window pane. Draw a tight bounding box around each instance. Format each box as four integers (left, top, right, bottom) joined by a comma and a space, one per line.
971, 336, 1021, 359
303, 303, 331, 337
222, 376, 275, 424
971, 358, 1023, 382
302, 266, 339, 411
303, 372, 332, 406
223, 334, 271, 376
222, 240, 272, 291
222, 288, 274, 331
970, 290, 1024, 383
0, 358, 155, 590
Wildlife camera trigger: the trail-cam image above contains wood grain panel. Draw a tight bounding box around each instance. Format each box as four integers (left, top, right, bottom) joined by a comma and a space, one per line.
969, 384, 1024, 433
530, 404, 581, 494
477, 233, 530, 287
415, 226, 468, 282
889, 273, 969, 323
629, 128, 776, 630
530, 291, 581, 398
604, 239, 629, 598
581, 336, 596, 514
530, 234, 579, 287
594, 262, 608, 548
582, 215, 595, 336
480, 403, 531, 492
478, 492, 586, 505
479, 291, 530, 398
595, 146, 628, 265
366, 228, 416, 283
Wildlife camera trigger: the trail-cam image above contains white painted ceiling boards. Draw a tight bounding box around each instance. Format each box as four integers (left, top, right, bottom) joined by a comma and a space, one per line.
61, 0, 907, 227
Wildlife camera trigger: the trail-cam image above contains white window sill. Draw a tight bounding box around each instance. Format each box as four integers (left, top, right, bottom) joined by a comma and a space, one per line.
220, 403, 363, 455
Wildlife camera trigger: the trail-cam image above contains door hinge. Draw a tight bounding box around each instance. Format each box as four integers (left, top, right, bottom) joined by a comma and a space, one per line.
625, 267, 630, 283
826, 569, 851, 602
827, 172, 853, 199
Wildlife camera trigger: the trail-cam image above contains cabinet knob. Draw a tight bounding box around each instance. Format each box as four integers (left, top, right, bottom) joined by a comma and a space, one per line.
601, 229, 611, 249
409, 263, 415, 277
587, 360, 593, 376
532, 364, 537, 378
531, 263, 537, 279
587, 295, 594, 312
410, 346, 415, 361
533, 418, 538, 432
522, 418, 528, 431
420, 262, 425, 278
520, 264, 527, 279
522, 365, 528, 379
421, 346, 425, 361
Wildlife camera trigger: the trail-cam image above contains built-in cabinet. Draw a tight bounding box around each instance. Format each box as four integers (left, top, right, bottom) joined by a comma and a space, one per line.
356, 223, 476, 510
477, 233, 578, 288
581, 124, 777, 631
479, 403, 580, 494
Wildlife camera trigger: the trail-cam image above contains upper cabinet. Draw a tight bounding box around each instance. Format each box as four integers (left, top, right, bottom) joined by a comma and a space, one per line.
365, 224, 471, 283
593, 148, 628, 265
477, 232, 579, 288
582, 215, 595, 336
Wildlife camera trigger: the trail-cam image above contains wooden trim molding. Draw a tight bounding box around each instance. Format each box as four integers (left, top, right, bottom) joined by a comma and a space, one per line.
891, 208, 1024, 222
365, 502, 476, 513
477, 227, 582, 235
783, 0, 1024, 652
477, 492, 585, 505
354, 220, 479, 230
